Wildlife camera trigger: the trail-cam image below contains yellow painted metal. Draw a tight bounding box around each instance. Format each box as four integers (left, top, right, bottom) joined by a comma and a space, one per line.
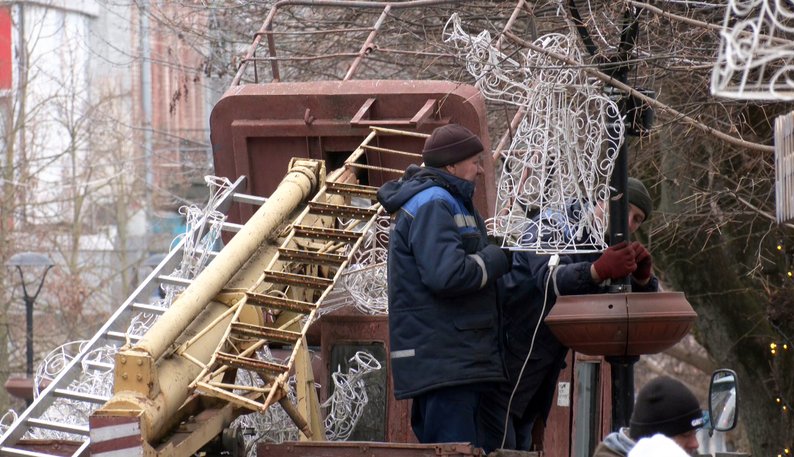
94, 160, 322, 445
92, 129, 423, 456
134, 160, 321, 361
103, 300, 238, 441
295, 336, 324, 441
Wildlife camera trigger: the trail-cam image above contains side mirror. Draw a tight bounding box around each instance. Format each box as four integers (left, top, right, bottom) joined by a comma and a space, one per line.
708, 369, 739, 431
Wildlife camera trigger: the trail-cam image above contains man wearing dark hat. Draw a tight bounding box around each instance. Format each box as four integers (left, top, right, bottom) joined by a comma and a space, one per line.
593, 376, 705, 456
377, 124, 511, 447
478, 177, 658, 453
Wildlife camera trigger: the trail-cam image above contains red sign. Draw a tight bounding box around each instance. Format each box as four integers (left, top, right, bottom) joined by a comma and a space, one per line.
0, 7, 11, 90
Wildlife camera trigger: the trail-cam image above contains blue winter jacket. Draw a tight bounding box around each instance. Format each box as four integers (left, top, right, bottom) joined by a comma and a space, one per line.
498, 204, 658, 418
377, 165, 510, 399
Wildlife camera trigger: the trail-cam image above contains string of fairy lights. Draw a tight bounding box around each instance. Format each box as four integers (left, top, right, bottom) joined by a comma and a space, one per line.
773, 243, 792, 457
771, 339, 791, 457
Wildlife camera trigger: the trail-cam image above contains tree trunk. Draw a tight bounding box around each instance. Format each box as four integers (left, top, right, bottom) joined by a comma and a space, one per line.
655, 127, 794, 456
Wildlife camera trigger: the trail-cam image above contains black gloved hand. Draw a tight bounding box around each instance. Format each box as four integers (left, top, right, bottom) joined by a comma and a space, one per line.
487, 235, 512, 271
480, 243, 511, 278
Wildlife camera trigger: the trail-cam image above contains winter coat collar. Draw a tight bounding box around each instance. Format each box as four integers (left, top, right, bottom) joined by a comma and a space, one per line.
377, 165, 476, 214
603, 427, 636, 456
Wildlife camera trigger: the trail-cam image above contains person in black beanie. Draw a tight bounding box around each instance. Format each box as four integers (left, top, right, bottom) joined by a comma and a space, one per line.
377, 124, 511, 448
593, 376, 705, 456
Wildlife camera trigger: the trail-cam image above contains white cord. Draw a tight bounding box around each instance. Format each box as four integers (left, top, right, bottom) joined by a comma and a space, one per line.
499, 254, 560, 450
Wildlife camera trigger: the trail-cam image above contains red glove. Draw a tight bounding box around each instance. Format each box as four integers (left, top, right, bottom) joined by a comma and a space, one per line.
631, 241, 653, 283
592, 241, 637, 282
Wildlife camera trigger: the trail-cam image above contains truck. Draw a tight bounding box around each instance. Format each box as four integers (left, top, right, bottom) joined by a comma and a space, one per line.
0, 2, 740, 456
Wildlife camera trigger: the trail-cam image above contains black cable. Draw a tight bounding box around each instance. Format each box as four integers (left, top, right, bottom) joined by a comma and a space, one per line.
567, 0, 598, 57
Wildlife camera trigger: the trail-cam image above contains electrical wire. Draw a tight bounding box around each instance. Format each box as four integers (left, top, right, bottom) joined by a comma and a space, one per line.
499, 255, 559, 450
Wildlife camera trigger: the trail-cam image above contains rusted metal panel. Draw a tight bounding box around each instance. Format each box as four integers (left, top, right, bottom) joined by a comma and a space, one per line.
489, 450, 541, 457
538, 350, 573, 456
599, 360, 613, 443
258, 441, 484, 457
10, 440, 82, 457
210, 80, 495, 225
533, 352, 614, 456
4, 376, 34, 402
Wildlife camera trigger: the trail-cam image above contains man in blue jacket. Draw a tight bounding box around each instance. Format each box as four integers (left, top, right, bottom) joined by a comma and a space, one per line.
377, 124, 511, 448
479, 178, 659, 453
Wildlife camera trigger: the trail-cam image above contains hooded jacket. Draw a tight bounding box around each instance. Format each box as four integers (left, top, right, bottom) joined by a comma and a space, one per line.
593, 428, 636, 457
377, 165, 509, 399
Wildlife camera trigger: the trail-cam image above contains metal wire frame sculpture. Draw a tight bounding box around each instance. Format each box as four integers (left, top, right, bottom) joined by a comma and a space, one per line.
0, 410, 17, 436
339, 215, 389, 316
445, 13, 624, 254
712, 0, 794, 100
230, 347, 303, 453
321, 351, 382, 441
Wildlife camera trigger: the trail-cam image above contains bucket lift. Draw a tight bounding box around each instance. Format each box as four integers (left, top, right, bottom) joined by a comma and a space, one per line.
0, 125, 484, 457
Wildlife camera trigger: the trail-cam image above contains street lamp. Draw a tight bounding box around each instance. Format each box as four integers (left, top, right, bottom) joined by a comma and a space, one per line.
5, 252, 54, 382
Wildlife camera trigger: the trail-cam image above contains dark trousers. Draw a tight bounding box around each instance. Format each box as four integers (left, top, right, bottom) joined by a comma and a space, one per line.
411, 384, 485, 447
478, 352, 564, 453
477, 397, 536, 452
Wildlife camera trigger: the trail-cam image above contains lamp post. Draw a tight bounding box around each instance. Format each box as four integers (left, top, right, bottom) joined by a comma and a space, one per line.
5, 252, 54, 390
602, 6, 650, 432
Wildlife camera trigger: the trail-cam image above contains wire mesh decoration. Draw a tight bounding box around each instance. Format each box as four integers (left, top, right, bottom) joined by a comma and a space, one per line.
0, 410, 17, 436
231, 349, 381, 456
321, 351, 381, 441
339, 215, 389, 315
711, 0, 794, 100
444, 14, 623, 253
126, 177, 230, 339
20, 176, 231, 440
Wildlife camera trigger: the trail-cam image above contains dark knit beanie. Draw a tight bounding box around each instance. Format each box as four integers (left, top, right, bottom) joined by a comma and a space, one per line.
629, 376, 704, 440
628, 177, 653, 220
422, 124, 484, 168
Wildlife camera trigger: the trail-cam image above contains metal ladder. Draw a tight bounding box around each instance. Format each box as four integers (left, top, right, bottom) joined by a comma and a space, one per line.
185, 127, 425, 438
0, 176, 267, 457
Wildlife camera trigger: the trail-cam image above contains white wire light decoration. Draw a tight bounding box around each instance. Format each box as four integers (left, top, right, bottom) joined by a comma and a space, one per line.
0, 410, 18, 436
340, 215, 389, 315
231, 349, 381, 456
445, 14, 623, 253
712, 0, 794, 100
231, 348, 303, 453
322, 351, 382, 441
